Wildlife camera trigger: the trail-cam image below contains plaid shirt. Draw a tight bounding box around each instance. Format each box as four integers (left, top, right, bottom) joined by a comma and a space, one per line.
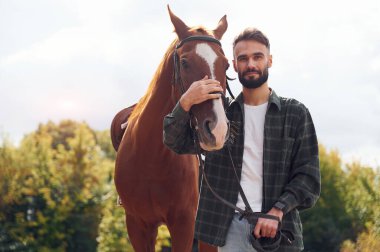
163, 90, 320, 251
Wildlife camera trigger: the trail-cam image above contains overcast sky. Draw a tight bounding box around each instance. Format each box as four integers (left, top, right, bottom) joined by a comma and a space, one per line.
1, 0, 379, 167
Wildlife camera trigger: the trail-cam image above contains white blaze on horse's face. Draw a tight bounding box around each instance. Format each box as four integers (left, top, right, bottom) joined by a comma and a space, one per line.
196, 43, 229, 150
196, 43, 217, 79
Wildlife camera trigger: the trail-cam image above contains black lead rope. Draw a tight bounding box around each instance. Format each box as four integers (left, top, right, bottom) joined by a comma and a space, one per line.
193, 129, 280, 223
226, 75, 236, 99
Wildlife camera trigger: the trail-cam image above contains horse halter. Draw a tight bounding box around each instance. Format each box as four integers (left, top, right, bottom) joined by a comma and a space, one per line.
173, 35, 232, 147
172, 35, 222, 94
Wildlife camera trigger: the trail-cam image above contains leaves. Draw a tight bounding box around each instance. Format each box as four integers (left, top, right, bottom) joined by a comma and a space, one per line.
0, 121, 116, 251
301, 145, 380, 252
4, 121, 378, 251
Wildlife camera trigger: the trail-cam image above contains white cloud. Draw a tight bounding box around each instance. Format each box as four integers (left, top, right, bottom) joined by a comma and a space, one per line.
370, 56, 380, 72
0, 0, 135, 66
64, 0, 131, 27
342, 145, 380, 169
0, 26, 131, 66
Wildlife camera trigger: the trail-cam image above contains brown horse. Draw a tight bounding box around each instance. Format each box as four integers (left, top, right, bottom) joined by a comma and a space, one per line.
114, 6, 229, 252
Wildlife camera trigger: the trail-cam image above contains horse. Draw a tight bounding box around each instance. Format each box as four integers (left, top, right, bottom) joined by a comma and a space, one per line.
113, 6, 229, 251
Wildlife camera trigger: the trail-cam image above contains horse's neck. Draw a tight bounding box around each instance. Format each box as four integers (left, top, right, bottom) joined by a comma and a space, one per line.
140, 77, 175, 126
130, 66, 176, 147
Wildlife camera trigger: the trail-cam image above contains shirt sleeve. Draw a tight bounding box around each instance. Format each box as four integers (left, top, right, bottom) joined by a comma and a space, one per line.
275, 107, 321, 215
163, 101, 197, 154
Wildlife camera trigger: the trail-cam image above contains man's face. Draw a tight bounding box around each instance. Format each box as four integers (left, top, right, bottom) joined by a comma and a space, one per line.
233, 40, 272, 89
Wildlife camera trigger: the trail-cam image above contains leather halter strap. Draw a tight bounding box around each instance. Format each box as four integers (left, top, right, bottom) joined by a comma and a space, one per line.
175, 35, 221, 49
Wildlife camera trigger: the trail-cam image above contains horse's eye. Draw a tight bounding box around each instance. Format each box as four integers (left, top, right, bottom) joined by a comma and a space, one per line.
181, 59, 189, 69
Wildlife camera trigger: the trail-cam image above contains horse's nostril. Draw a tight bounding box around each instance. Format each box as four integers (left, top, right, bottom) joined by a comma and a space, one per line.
205, 121, 211, 134
204, 120, 213, 136
225, 120, 231, 140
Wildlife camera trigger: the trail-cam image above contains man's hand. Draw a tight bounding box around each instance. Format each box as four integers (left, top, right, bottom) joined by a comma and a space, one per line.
253, 208, 283, 239
179, 76, 223, 112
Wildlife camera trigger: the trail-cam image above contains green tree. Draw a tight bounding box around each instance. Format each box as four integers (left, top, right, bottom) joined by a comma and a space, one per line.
302, 146, 354, 252
302, 145, 380, 251
0, 121, 113, 251
343, 163, 380, 234
340, 164, 380, 251
96, 190, 133, 252
1, 121, 172, 251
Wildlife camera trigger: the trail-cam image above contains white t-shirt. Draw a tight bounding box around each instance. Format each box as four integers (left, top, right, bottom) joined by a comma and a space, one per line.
236, 102, 268, 212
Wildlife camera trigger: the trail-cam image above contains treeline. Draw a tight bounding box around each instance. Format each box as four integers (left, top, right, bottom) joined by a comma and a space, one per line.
0, 120, 379, 251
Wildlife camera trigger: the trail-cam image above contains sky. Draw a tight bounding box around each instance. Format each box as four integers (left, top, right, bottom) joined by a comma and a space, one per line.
1, 0, 380, 168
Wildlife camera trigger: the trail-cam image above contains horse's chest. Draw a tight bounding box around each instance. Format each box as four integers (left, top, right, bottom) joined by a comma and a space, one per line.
122, 176, 197, 216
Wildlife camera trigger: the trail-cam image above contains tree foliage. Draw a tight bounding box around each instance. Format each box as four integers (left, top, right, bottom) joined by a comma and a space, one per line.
0, 120, 171, 251
302, 146, 354, 251
0, 120, 114, 251
1, 121, 378, 251
301, 146, 380, 252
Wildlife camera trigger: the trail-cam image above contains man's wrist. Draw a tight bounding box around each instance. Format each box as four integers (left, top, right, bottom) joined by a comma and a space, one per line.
179, 97, 191, 112
269, 207, 284, 221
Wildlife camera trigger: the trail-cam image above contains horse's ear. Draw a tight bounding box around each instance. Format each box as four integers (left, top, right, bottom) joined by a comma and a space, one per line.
167, 5, 191, 40
213, 15, 228, 40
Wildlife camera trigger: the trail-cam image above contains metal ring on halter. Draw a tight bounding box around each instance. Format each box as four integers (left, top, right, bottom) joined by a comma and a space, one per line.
189, 113, 199, 131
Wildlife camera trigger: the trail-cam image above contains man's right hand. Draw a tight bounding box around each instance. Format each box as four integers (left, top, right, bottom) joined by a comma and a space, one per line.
179, 76, 223, 112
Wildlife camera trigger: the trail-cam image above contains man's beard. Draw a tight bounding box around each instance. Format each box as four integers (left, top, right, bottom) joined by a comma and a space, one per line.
238, 67, 269, 89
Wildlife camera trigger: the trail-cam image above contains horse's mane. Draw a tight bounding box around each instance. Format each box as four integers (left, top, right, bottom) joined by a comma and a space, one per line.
128, 39, 178, 123
189, 26, 213, 35
128, 27, 213, 123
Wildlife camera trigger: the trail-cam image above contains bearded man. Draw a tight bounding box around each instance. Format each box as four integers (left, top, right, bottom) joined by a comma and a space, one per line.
163, 28, 321, 252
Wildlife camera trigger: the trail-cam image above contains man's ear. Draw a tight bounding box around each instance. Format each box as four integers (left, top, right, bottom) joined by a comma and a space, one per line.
268, 54, 273, 68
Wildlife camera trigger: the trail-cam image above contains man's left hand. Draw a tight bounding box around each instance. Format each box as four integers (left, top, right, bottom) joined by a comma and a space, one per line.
253, 207, 283, 239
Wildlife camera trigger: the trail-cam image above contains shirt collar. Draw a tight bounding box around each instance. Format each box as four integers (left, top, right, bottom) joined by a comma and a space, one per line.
232, 88, 281, 111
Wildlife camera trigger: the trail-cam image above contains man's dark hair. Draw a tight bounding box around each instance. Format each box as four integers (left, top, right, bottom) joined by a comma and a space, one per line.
233, 28, 270, 51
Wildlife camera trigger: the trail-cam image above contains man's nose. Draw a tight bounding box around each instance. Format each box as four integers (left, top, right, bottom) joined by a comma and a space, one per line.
247, 57, 256, 68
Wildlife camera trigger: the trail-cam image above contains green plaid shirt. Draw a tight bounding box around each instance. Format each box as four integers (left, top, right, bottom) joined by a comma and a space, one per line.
163, 90, 320, 251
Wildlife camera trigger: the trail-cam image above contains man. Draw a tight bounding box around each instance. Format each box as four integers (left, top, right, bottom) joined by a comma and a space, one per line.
163, 28, 320, 251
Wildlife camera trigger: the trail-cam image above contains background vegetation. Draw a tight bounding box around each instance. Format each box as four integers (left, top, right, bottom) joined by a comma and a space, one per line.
0, 120, 379, 251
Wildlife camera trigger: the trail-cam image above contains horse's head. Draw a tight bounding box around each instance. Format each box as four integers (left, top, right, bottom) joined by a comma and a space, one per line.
168, 6, 230, 151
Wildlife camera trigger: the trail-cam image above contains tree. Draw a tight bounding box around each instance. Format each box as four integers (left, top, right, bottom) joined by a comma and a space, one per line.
301, 146, 354, 252
340, 164, 380, 251
96, 190, 133, 252
0, 121, 113, 251
301, 145, 380, 252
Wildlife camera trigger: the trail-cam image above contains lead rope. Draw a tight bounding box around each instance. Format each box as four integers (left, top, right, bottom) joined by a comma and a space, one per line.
191, 123, 294, 252
191, 123, 280, 223
226, 75, 236, 99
